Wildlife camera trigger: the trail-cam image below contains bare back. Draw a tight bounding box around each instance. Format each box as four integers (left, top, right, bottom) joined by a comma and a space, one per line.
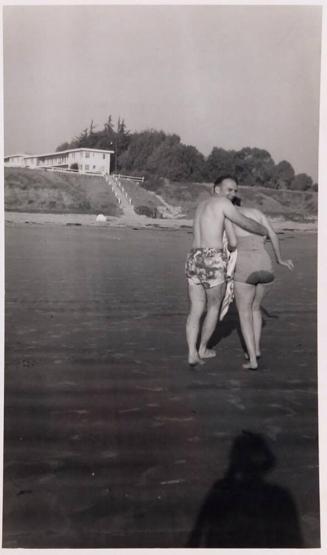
192, 197, 226, 249
233, 207, 264, 238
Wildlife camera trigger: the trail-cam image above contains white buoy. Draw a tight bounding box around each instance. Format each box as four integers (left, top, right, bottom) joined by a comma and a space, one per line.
96, 214, 107, 223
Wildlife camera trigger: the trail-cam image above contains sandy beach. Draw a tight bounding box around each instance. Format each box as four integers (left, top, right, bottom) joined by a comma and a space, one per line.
3, 222, 318, 547
5, 210, 318, 233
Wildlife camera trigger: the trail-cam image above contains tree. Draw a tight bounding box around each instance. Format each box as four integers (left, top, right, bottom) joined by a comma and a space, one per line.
89, 120, 95, 135
206, 148, 235, 181
115, 117, 131, 169
91, 115, 116, 150
56, 142, 71, 152
289, 173, 313, 191
86, 120, 99, 148
272, 160, 295, 189
55, 120, 315, 191
118, 130, 167, 172
72, 128, 89, 148
233, 147, 275, 186
146, 140, 206, 181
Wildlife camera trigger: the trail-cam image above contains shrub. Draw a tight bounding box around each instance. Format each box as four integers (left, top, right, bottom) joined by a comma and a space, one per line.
135, 205, 157, 218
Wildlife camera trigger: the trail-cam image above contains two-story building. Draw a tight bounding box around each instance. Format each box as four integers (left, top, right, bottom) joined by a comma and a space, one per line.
4, 147, 114, 175
4, 154, 27, 167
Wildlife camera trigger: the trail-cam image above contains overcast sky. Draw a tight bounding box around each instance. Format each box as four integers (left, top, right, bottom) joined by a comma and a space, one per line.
3, 5, 322, 180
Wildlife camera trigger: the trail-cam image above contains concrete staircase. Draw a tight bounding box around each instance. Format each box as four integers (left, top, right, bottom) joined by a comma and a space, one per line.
105, 174, 184, 222
106, 174, 137, 219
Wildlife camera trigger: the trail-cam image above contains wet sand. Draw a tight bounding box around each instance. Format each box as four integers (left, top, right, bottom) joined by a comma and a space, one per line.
3, 224, 319, 547
5, 209, 318, 232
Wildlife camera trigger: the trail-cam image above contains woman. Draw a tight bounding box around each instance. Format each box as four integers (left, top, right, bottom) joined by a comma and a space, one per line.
226, 200, 294, 370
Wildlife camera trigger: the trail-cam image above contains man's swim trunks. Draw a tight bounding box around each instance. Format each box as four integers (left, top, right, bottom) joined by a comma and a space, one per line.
185, 248, 227, 289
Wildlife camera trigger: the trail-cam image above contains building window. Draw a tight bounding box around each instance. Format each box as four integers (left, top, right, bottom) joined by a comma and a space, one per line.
93, 165, 96, 169
103, 154, 106, 159
85, 152, 90, 158
85, 164, 89, 171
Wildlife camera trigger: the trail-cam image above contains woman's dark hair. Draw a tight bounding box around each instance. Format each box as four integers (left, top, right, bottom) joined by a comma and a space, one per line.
232, 196, 242, 206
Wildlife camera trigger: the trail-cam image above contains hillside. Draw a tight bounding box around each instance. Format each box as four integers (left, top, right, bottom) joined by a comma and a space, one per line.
119, 178, 162, 212
152, 180, 318, 220
4, 167, 317, 222
4, 167, 122, 216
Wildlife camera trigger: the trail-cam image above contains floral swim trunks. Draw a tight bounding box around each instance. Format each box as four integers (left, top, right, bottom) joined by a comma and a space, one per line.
185, 248, 227, 289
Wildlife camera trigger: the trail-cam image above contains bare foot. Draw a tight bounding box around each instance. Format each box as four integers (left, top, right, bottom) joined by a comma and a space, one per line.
188, 353, 205, 367
242, 361, 258, 370
199, 348, 216, 359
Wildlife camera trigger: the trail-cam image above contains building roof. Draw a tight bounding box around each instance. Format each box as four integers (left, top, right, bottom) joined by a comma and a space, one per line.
23, 147, 114, 159
4, 153, 28, 159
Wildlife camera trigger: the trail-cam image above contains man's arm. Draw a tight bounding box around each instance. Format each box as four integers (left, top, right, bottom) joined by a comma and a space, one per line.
222, 199, 267, 236
224, 219, 237, 251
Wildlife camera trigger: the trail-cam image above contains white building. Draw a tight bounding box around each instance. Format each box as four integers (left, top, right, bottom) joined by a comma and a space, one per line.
4, 148, 114, 175
4, 154, 27, 167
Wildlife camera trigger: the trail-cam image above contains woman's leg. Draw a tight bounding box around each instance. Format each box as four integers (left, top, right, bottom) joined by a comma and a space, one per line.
252, 283, 272, 357
234, 282, 257, 369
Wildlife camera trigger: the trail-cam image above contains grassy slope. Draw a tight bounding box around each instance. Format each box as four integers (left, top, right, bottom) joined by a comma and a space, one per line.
5, 168, 317, 221
119, 178, 162, 210
155, 181, 318, 220
5, 168, 122, 216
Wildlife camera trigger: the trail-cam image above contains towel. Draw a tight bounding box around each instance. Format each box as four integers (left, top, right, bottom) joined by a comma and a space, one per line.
220, 238, 238, 321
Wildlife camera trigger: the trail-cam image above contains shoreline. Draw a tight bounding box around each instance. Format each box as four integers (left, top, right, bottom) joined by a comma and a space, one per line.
4, 211, 318, 233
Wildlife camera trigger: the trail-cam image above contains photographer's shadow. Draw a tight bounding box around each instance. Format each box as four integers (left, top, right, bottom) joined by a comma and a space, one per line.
187, 431, 304, 548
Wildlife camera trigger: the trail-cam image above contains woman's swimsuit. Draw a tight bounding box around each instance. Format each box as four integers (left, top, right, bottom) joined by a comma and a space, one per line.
234, 235, 274, 285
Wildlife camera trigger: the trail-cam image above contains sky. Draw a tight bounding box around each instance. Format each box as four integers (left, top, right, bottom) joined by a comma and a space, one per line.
3, 5, 322, 181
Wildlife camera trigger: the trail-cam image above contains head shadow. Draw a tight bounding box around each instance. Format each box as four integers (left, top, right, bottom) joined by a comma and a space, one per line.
187, 430, 304, 548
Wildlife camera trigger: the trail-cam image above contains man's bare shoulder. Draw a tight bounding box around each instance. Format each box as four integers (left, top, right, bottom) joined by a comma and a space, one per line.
195, 196, 231, 219
206, 196, 231, 208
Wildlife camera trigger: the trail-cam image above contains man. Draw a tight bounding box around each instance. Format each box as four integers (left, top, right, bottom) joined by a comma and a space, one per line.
185, 175, 268, 366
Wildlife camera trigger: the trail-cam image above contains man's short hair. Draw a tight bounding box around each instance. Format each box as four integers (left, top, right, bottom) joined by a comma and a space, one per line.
213, 174, 238, 195
214, 174, 239, 190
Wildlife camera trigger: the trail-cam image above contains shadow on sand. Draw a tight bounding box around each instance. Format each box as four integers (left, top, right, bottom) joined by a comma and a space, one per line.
187, 430, 304, 548
207, 303, 279, 354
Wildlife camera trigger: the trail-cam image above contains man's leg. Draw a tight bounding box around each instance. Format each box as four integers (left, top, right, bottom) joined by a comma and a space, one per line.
234, 282, 257, 369
186, 281, 206, 365
198, 283, 225, 359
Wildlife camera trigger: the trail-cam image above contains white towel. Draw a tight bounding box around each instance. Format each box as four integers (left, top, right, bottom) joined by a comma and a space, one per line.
220, 249, 238, 321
